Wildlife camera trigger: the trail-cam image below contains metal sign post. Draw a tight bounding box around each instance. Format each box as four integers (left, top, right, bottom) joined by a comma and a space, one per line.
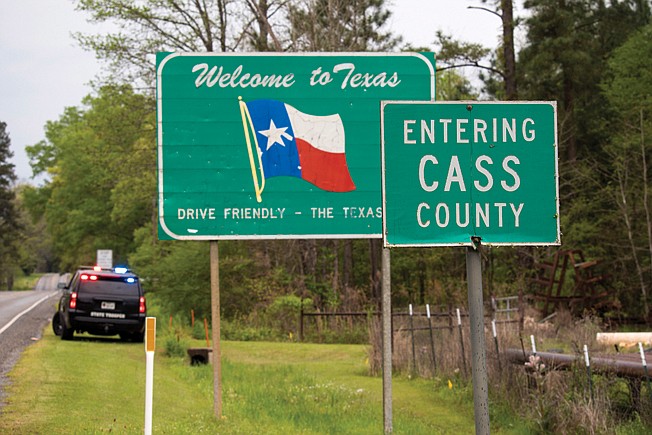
467, 240, 489, 434
210, 241, 222, 418
381, 247, 392, 433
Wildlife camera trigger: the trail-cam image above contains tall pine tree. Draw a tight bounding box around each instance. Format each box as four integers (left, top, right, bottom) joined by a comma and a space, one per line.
0, 121, 20, 289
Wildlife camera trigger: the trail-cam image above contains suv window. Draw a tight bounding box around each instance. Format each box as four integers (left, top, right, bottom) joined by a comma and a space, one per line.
79, 276, 140, 296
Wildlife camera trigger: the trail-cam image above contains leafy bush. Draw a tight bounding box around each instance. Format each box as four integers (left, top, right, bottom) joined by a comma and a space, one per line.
191, 320, 209, 341
303, 324, 369, 344
221, 318, 278, 342
163, 333, 190, 358
265, 295, 312, 335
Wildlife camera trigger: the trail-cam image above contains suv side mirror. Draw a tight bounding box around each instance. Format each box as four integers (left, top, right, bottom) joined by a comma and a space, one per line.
57, 282, 67, 290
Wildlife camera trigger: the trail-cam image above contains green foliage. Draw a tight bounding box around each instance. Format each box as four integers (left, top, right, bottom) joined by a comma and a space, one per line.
603, 23, 652, 115
25, 85, 155, 271
514, 0, 652, 319
436, 70, 478, 101
191, 320, 207, 340
10, 272, 43, 291
13, 185, 54, 274
146, 240, 211, 318
596, 23, 652, 318
288, 0, 400, 51
221, 318, 278, 342
162, 333, 190, 358
433, 30, 491, 67
0, 123, 18, 228
0, 121, 21, 288
303, 325, 369, 345
519, 0, 649, 160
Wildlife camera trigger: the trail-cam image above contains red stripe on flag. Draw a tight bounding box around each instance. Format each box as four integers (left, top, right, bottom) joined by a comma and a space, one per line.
296, 139, 356, 192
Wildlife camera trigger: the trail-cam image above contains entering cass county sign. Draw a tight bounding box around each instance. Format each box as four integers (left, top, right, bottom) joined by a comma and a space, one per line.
381, 101, 560, 247
157, 52, 435, 240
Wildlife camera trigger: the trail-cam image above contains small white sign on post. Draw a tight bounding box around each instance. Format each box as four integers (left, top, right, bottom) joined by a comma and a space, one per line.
144, 317, 156, 435
97, 249, 113, 269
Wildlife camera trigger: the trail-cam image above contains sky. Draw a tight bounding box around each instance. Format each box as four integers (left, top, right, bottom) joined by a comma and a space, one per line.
0, 0, 518, 184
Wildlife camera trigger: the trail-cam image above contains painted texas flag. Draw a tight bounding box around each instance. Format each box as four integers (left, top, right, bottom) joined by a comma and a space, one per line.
240, 98, 355, 201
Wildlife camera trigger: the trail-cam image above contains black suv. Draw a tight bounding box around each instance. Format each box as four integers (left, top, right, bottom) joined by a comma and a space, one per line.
53, 267, 146, 341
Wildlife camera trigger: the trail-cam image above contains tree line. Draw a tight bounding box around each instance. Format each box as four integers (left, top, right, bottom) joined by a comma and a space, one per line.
1, 0, 651, 325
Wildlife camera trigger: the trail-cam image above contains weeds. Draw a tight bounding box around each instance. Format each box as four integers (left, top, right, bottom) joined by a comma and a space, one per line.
368, 306, 652, 434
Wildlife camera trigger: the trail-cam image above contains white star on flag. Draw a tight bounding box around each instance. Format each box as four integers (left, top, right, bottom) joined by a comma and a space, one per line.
258, 119, 293, 150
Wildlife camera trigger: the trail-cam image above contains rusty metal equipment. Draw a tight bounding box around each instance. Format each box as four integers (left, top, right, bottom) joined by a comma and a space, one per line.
530, 249, 609, 317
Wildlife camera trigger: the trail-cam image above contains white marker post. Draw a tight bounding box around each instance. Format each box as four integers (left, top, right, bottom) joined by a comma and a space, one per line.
456, 308, 468, 375
530, 334, 537, 355
492, 319, 501, 374
409, 304, 416, 376
583, 344, 594, 402
426, 304, 437, 371
639, 342, 652, 402
144, 317, 156, 435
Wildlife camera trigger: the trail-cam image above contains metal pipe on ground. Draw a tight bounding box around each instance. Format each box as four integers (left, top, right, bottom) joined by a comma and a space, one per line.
505, 348, 650, 378
596, 332, 652, 348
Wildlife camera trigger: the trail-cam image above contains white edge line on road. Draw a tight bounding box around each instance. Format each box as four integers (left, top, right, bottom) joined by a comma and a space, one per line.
0, 291, 59, 336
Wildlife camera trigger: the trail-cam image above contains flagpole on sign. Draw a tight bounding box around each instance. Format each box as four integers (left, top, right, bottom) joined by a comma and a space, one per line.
238, 97, 265, 202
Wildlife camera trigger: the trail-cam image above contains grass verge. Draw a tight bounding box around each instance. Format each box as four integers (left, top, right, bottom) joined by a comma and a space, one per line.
0, 328, 531, 434
10, 273, 44, 291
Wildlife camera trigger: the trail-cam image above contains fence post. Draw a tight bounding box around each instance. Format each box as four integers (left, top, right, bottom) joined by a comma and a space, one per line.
426, 304, 437, 372
518, 288, 525, 334
448, 303, 454, 336
583, 344, 594, 403
639, 342, 652, 403
299, 298, 304, 342
457, 308, 468, 376
409, 304, 416, 377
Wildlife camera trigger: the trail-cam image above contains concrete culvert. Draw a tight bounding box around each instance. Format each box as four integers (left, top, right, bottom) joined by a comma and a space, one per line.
187, 347, 212, 365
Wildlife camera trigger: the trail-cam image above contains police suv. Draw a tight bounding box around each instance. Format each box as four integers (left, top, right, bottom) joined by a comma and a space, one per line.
52, 266, 146, 341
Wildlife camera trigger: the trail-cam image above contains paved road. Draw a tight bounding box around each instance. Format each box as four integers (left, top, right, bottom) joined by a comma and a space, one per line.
0, 274, 63, 411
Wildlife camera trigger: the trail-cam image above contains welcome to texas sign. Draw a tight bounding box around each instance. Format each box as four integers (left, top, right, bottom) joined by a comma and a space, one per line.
157, 52, 435, 240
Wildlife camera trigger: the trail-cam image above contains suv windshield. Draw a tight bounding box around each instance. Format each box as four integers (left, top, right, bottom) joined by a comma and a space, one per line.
79, 277, 140, 296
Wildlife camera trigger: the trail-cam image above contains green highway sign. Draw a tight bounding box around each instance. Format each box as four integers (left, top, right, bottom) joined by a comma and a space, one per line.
157, 53, 435, 240
381, 101, 560, 247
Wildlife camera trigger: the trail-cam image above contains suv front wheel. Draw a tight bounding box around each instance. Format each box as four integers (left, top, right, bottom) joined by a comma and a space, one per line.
52, 313, 62, 336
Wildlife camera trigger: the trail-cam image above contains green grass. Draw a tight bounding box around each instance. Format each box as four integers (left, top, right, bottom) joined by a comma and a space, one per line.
0, 329, 532, 434
10, 273, 44, 290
